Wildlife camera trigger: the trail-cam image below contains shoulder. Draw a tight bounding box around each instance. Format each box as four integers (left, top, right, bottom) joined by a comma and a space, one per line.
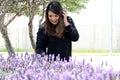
67, 16, 73, 21
39, 22, 45, 31
39, 22, 45, 29
67, 16, 74, 24
37, 22, 46, 34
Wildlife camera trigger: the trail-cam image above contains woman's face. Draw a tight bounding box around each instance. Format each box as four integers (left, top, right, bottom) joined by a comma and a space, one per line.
48, 11, 59, 25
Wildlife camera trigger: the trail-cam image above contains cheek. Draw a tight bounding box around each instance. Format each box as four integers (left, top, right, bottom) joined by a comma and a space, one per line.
49, 17, 59, 22
54, 17, 59, 22
48, 17, 52, 21
56, 17, 59, 21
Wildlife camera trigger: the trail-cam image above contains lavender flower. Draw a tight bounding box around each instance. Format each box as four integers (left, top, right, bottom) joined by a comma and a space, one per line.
0, 53, 120, 80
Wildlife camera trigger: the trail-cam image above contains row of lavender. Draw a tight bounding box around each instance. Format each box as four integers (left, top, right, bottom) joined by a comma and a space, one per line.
0, 53, 120, 80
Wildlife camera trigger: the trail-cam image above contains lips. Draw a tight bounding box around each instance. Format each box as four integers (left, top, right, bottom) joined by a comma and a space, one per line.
51, 21, 58, 25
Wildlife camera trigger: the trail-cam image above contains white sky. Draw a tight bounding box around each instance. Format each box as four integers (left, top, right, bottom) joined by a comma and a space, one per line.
8, 0, 120, 28
68, 0, 120, 25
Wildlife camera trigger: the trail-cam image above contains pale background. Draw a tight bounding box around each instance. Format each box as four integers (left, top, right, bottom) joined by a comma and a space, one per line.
0, 0, 120, 51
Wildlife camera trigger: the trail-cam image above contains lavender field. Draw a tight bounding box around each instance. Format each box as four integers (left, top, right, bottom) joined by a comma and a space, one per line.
73, 56, 120, 71
0, 52, 120, 80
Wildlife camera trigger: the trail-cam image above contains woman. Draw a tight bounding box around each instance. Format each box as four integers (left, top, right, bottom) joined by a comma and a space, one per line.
35, 1, 79, 61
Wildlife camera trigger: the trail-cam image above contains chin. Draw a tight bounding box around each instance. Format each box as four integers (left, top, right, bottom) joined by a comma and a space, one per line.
52, 23, 58, 25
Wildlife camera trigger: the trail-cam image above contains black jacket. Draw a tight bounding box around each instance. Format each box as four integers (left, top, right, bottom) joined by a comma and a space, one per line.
35, 16, 79, 61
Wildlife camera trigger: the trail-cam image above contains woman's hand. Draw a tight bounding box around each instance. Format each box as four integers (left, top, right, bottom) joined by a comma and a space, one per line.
62, 10, 70, 27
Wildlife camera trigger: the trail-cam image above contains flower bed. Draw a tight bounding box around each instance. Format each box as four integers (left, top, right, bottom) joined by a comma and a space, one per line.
0, 53, 120, 80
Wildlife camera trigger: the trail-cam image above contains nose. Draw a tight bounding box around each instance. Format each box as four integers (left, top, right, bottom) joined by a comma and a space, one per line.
51, 17, 56, 21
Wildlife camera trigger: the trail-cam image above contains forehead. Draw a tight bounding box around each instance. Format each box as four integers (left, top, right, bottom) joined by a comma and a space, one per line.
48, 11, 58, 15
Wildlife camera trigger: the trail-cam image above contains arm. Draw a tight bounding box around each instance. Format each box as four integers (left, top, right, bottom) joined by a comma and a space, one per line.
65, 16, 79, 41
62, 10, 79, 41
35, 24, 46, 54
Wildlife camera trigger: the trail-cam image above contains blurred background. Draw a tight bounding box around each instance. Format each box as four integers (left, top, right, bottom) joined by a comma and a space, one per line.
0, 0, 120, 55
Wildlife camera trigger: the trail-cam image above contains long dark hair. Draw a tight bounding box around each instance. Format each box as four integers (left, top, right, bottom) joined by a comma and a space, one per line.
45, 1, 65, 38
